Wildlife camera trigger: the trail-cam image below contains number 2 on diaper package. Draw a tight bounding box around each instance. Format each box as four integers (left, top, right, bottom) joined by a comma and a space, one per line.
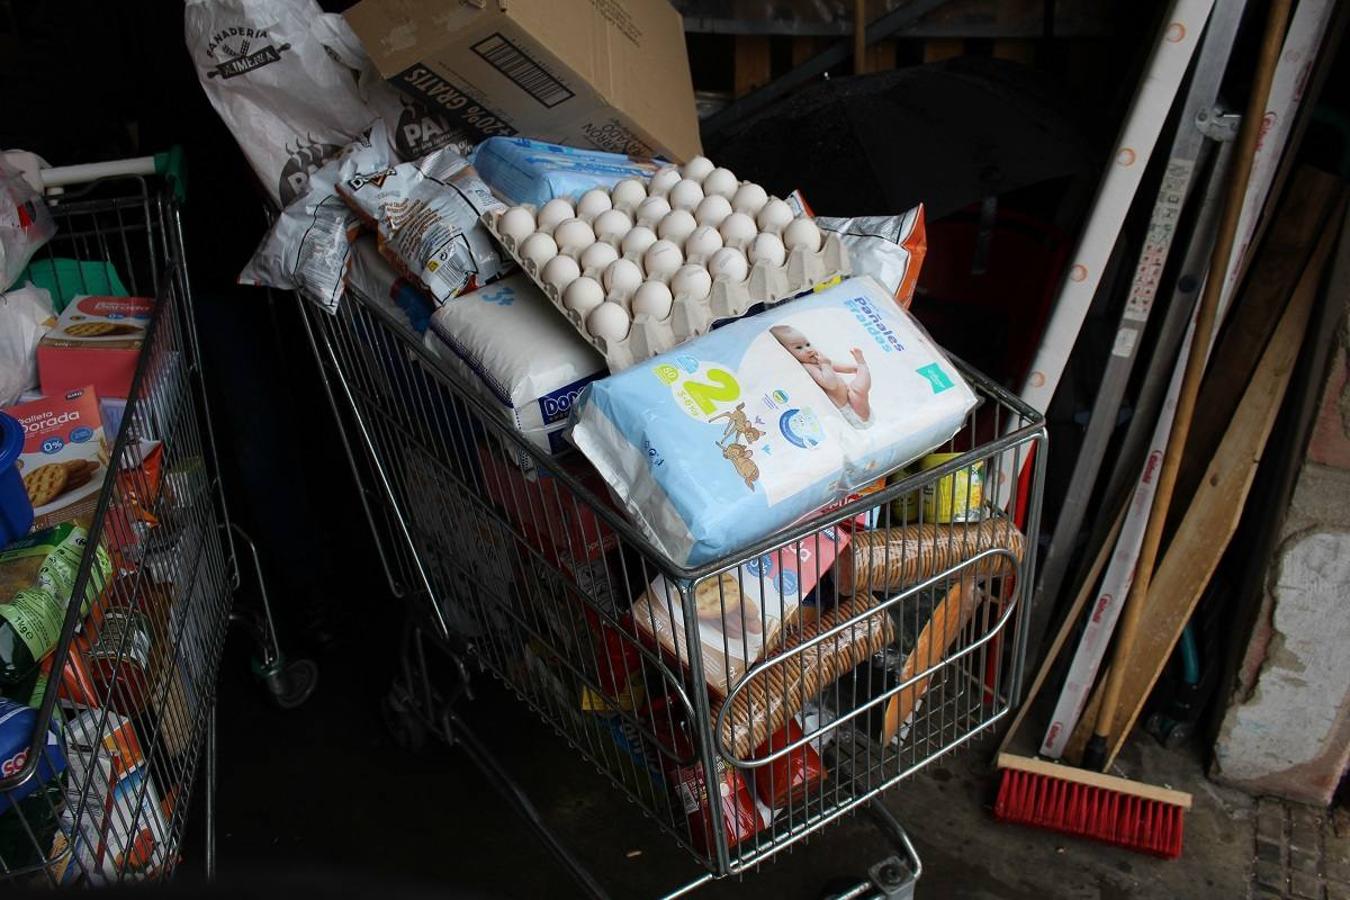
655, 362, 769, 491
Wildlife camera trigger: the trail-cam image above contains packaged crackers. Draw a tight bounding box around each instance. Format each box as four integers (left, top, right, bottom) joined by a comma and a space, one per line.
8, 386, 108, 530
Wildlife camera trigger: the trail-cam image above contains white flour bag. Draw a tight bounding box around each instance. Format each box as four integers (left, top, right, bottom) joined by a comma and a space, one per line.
185, 0, 378, 206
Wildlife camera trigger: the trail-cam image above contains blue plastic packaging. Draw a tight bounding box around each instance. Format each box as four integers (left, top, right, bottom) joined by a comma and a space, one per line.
0, 412, 32, 546
471, 137, 661, 207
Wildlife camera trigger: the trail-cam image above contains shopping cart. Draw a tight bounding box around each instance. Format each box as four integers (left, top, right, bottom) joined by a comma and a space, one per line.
301, 278, 1046, 898
0, 159, 283, 885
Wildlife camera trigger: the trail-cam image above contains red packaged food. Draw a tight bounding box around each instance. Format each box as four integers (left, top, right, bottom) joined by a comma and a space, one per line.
675, 758, 765, 855
750, 719, 826, 810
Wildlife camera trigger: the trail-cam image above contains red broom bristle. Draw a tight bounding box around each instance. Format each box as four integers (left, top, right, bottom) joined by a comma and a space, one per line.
994, 767, 1185, 859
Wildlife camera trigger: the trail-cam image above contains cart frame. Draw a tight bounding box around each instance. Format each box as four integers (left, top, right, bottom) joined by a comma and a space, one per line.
301, 276, 1046, 897
0, 171, 238, 885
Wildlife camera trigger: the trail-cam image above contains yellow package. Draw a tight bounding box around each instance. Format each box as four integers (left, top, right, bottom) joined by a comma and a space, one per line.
919, 453, 984, 523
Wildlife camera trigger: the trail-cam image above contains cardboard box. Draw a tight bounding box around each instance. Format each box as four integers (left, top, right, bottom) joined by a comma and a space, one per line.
37, 295, 154, 400
345, 0, 701, 163
9, 385, 108, 531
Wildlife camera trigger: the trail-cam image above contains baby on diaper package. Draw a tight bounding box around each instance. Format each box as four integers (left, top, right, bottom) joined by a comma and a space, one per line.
569, 276, 978, 568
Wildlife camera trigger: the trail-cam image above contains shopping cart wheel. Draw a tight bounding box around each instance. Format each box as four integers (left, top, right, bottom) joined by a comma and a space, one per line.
381, 690, 428, 753
255, 656, 320, 710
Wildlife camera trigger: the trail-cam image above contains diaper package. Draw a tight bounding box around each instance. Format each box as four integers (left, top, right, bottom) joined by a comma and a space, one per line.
471, 137, 662, 207
570, 276, 977, 567
425, 274, 605, 462
337, 147, 508, 304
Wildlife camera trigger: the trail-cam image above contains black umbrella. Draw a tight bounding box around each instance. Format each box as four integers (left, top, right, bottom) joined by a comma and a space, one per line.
708, 56, 1094, 220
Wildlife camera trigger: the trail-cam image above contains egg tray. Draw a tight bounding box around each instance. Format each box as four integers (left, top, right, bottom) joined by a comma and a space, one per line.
482, 208, 851, 372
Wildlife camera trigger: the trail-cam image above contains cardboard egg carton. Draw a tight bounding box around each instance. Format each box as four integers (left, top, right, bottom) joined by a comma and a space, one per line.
482, 208, 851, 372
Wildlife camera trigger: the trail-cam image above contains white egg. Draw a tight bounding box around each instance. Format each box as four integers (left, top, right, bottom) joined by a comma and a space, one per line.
681, 156, 715, 182
657, 209, 698, 246
635, 196, 672, 228
540, 254, 581, 292
718, 212, 757, 247
585, 304, 631, 342
748, 231, 787, 268
701, 167, 738, 200
648, 165, 681, 197
621, 225, 658, 259
518, 232, 558, 270
592, 209, 633, 243
708, 247, 749, 283
670, 265, 713, 301
684, 225, 723, 261
553, 217, 596, 253
732, 182, 769, 216
643, 239, 684, 279
631, 280, 674, 320
610, 178, 647, 211
667, 179, 705, 212
603, 258, 644, 299
586, 301, 632, 342
756, 197, 794, 233
563, 276, 605, 316
694, 194, 733, 228
783, 217, 823, 253
536, 198, 575, 232
576, 188, 613, 220
497, 206, 536, 245
579, 241, 619, 273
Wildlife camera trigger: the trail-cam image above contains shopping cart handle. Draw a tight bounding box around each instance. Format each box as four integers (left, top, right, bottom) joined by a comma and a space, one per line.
13, 146, 187, 203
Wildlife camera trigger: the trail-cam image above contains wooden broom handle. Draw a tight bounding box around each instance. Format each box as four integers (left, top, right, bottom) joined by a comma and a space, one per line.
1092, 0, 1293, 746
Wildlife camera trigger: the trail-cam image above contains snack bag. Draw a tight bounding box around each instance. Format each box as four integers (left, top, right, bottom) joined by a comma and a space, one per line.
239, 124, 392, 314
0, 697, 66, 874
184, 0, 380, 205
571, 276, 977, 567
750, 719, 826, 810
675, 758, 767, 855
8, 385, 107, 530
818, 206, 927, 309
337, 147, 508, 304
0, 523, 111, 686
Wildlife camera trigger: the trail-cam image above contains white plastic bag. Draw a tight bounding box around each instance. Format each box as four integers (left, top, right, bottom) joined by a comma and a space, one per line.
309, 13, 473, 162
239, 123, 391, 314
184, 0, 379, 205
0, 283, 56, 405
0, 157, 55, 292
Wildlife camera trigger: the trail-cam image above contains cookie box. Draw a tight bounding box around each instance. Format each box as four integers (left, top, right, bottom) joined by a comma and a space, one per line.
480, 157, 849, 373
38, 295, 155, 400
8, 385, 108, 531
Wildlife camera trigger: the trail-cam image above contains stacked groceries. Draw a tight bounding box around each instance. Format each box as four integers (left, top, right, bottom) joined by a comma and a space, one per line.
0, 148, 194, 879
0, 0, 1026, 863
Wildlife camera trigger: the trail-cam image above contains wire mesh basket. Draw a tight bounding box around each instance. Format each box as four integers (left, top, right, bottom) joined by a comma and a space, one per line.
0, 176, 235, 886
303, 279, 1045, 895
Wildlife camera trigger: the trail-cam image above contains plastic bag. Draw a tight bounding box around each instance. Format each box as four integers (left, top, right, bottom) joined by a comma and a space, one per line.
0, 158, 55, 293
184, 0, 380, 205
0, 283, 55, 405
309, 13, 473, 162
818, 205, 927, 309
337, 148, 508, 304
239, 123, 391, 314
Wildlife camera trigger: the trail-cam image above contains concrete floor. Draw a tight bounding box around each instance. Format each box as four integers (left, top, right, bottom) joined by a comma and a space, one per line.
183, 628, 1266, 899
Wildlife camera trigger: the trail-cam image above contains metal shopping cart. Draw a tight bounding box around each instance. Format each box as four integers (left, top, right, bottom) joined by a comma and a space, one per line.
0, 159, 288, 885
301, 278, 1046, 898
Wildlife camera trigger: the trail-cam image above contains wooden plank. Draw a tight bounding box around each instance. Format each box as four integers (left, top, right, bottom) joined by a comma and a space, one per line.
1063, 200, 1343, 767
1175, 166, 1342, 508
854, 0, 868, 74
923, 38, 965, 62
733, 35, 772, 97
998, 753, 1194, 808
992, 0, 1039, 64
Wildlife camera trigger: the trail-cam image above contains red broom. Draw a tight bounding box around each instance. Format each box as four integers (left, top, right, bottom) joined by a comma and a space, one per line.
993, 0, 1290, 858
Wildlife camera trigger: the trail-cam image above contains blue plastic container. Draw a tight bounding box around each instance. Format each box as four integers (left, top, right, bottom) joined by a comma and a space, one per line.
0, 411, 33, 546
